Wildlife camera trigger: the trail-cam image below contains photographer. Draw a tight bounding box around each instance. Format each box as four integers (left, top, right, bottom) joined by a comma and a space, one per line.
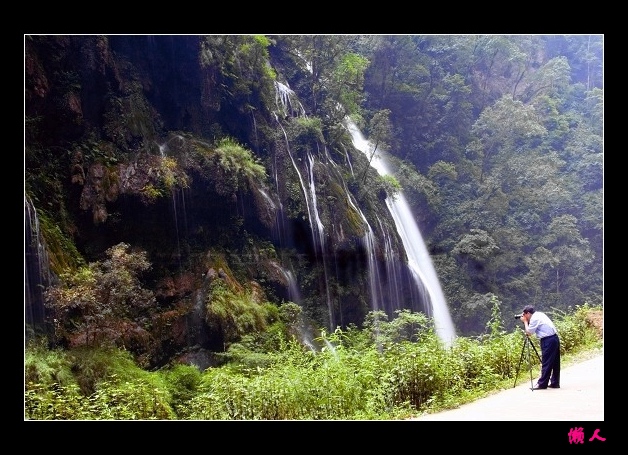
518, 305, 560, 389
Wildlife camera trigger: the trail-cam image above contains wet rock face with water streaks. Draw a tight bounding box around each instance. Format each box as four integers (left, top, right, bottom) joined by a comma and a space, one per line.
26, 35, 448, 367
77, 155, 166, 224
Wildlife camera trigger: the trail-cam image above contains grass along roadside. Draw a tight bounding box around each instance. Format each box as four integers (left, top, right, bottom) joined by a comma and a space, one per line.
411, 342, 604, 418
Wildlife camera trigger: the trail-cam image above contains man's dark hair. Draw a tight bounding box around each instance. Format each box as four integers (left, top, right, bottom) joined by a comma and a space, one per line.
522, 305, 535, 314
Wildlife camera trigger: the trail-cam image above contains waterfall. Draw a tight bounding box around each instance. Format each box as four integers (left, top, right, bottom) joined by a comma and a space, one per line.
282, 268, 302, 304
25, 195, 52, 340
157, 135, 189, 273
273, 97, 336, 329
272, 80, 451, 340
346, 119, 457, 346
305, 152, 326, 255
377, 215, 406, 311
274, 81, 306, 118
280, 267, 318, 351
336, 170, 385, 313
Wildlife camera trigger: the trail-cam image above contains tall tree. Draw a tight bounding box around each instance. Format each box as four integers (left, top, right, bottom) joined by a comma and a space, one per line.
468, 96, 547, 183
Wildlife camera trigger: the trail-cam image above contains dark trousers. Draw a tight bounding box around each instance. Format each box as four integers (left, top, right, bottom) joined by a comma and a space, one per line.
538, 334, 560, 387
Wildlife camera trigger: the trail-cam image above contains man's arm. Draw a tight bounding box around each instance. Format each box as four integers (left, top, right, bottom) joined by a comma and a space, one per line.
524, 316, 539, 336
523, 319, 533, 336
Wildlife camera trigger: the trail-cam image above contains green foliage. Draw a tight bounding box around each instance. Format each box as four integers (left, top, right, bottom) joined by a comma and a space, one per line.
453, 229, 500, 262
291, 117, 325, 153
25, 345, 176, 420
217, 338, 280, 373
367, 109, 392, 151
44, 243, 155, 359
215, 138, 267, 182
200, 35, 276, 112
358, 109, 392, 188
381, 338, 449, 410
332, 53, 369, 115
484, 294, 505, 338
447, 336, 502, 392
26, 377, 175, 420
159, 156, 185, 191
25, 306, 602, 420
380, 175, 401, 199
278, 301, 303, 327
428, 160, 458, 182
36, 211, 85, 276
205, 279, 270, 347
457, 292, 497, 336
69, 345, 153, 395
376, 309, 434, 345
194, 137, 268, 197
25, 338, 76, 388
83, 377, 175, 420
25, 382, 86, 420
469, 95, 548, 181
396, 160, 442, 208
140, 183, 163, 202
160, 364, 202, 411
78, 139, 121, 167
552, 303, 602, 353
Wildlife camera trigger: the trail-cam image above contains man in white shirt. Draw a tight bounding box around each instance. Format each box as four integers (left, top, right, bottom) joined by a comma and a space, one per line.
519, 305, 560, 389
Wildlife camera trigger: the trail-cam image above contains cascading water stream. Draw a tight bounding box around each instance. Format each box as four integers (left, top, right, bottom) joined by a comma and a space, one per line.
275, 81, 306, 118
274, 80, 410, 334
157, 135, 188, 273
330, 160, 386, 314
272, 80, 449, 340
273, 112, 335, 329
306, 152, 326, 255
279, 267, 318, 351
376, 215, 406, 311
346, 119, 457, 347
25, 195, 52, 339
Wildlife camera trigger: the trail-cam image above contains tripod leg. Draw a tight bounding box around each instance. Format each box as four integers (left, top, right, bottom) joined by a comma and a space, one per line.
529, 339, 542, 363
513, 334, 528, 388
527, 337, 535, 390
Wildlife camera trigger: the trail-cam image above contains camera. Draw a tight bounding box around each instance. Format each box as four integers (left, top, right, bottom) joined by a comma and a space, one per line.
514, 313, 523, 320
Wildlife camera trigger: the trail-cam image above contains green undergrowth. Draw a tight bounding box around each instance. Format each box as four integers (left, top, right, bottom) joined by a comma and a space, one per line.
24, 303, 602, 420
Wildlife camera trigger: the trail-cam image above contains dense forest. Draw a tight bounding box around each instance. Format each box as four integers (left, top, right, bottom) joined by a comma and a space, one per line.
25, 35, 603, 376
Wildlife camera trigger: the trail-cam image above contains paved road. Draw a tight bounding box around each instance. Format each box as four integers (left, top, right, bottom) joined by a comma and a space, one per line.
410, 348, 604, 421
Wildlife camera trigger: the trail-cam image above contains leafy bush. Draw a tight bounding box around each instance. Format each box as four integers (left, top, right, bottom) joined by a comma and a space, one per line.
85, 378, 175, 420
553, 303, 603, 353
205, 279, 270, 347
25, 345, 175, 420
161, 363, 202, 396
25, 338, 76, 388
44, 243, 155, 360
25, 382, 87, 420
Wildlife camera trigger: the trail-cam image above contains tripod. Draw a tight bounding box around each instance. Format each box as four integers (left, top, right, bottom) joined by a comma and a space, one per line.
513, 331, 542, 390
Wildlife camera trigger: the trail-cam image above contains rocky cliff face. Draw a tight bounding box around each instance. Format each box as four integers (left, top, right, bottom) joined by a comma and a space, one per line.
25, 35, 420, 368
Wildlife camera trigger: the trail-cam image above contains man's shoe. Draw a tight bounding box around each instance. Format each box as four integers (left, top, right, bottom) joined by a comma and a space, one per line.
548, 384, 560, 388
533, 383, 547, 390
